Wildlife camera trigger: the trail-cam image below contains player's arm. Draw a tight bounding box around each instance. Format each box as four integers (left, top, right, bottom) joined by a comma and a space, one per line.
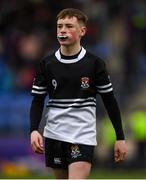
100, 92, 126, 162
96, 59, 126, 162
30, 59, 47, 154
100, 92, 124, 140
30, 96, 46, 154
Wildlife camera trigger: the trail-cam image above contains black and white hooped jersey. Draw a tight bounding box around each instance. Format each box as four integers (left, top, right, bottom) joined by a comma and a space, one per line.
31, 47, 113, 145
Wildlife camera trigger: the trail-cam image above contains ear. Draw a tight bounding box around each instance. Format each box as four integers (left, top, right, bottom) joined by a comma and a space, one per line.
80, 26, 87, 37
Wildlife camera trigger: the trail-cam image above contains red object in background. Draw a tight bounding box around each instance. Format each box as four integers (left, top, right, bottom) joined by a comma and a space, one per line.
16, 67, 35, 90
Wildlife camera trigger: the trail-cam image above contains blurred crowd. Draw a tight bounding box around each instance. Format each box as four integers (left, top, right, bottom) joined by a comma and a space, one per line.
0, 0, 146, 97
0, 0, 146, 173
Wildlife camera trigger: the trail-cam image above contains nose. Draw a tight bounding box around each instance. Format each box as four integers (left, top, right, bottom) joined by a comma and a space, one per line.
60, 26, 66, 33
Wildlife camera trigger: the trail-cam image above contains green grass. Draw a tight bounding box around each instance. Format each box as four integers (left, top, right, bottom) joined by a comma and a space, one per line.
89, 169, 146, 179
1, 169, 146, 179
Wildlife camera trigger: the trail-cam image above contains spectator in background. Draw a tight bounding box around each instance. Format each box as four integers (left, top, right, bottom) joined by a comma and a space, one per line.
0, 0, 144, 96
14, 33, 46, 90
129, 108, 146, 167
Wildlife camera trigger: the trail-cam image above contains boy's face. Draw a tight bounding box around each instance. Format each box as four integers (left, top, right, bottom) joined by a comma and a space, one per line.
57, 16, 86, 46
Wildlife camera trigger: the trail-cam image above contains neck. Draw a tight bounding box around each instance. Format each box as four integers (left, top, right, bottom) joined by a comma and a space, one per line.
60, 43, 81, 56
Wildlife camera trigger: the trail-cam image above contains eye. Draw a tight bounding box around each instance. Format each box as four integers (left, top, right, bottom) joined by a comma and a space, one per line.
67, 25, 73, 28
57, 25, 62, 29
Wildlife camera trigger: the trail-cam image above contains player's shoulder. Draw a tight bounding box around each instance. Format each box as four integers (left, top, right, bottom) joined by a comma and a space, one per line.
41, 51, 56, 63
36, 51, 57, 68
86, 50, 105, 67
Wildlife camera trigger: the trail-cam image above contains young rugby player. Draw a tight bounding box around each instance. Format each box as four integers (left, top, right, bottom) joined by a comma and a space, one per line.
30, 8, 126, 179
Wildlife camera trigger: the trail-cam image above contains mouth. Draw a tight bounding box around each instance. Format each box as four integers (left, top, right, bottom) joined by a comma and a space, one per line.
57, 35, 68, 41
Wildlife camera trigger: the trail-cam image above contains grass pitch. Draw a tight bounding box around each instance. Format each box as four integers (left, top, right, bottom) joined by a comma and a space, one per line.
1, 168, 146, 179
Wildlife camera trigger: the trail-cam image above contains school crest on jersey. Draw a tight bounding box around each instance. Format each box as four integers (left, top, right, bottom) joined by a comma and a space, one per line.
70, 145, 82, 158
81, 77, 90, 89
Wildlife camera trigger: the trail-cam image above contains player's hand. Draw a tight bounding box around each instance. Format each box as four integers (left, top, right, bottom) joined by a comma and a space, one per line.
114, 140, 126, 162
30, 130, 44, 154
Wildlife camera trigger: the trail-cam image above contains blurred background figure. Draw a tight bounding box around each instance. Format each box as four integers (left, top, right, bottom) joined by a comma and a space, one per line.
0, 0, 146, 178
129, 108, 146, 168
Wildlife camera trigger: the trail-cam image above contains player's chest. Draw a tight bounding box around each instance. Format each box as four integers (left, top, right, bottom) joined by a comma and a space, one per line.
46, 62, 95, 87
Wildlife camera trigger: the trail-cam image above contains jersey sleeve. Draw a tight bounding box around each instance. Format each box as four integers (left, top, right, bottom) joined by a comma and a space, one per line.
31, 59, 47, 96
95, 59, 125, 140
95, 60, 113, 95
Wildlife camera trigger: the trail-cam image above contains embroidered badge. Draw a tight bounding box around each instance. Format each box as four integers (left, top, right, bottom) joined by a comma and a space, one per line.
70, 145, 82, 158
81, 77, 90, 89
54, 157, 61, 164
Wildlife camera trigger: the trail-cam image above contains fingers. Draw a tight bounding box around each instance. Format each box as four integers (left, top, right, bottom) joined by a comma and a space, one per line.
114, 140, 126, 162
38, 136, 44, 149
114, 150, 119, 162
31, 131, 44, 154
32, 140, 44, 154
114, 149, 126, 162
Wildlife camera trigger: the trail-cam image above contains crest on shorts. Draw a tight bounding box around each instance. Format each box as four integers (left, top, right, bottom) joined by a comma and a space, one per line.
54, 157, 61, 164
71, 145, 82, 158
81, 77, 90, 89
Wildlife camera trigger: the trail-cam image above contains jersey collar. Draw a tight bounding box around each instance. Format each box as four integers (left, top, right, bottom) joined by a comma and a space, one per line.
55, 47, 86, 64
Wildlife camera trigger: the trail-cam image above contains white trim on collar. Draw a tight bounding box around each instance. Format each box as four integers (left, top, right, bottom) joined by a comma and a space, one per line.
55, 47, 86, 64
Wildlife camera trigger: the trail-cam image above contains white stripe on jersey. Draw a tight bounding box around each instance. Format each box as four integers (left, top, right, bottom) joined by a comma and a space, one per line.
32, 85, 47, 90
98, 87, 113, 93
47, 102, 96, 108
47, 97, 96, 108
48, 97, 96, 103
31, 90, 47, 94
96, 83, 112, 89
96, 82, 113, 93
